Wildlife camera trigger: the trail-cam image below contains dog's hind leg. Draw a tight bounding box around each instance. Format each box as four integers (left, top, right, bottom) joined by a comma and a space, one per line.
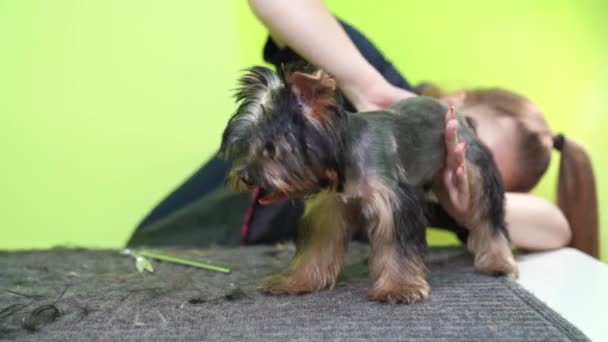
464, 144, 518, 278
364, 179, 430, 304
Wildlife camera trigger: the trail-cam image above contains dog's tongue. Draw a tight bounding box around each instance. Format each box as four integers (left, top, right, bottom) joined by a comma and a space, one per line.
258, 190, 287, 206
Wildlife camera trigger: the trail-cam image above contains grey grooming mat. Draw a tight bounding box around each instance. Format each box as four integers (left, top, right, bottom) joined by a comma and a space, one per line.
0, 244, 588, 341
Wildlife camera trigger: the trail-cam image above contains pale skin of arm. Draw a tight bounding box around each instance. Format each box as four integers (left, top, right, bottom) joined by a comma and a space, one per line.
248, 0, 416, 111
248, 0, 571, 251
504, 193, 571, 250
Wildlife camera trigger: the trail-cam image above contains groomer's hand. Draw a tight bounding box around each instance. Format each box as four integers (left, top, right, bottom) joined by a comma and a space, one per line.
433, 106, 471, 225
341, 77, 417, 112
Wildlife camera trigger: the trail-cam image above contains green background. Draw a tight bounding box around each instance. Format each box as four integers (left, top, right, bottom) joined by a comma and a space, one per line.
1, 1, 606, 260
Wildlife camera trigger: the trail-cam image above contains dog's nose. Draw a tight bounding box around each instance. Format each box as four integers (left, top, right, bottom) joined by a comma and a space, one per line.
240, 172, 254, 186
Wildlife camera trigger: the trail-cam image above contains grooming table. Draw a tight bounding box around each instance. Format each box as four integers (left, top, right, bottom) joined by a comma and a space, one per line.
0, 244, 591, 341
516, 248, 608, 341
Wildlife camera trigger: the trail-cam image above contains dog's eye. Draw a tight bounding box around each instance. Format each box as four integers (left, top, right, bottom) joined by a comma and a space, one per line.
263, 142, 275, 158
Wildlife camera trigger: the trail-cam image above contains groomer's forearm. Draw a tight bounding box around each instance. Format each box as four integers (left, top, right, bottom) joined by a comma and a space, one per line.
248, 0, 384, 93
505, 193, 572, 251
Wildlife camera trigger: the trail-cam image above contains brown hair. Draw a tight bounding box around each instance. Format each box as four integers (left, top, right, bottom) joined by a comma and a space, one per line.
555, 136, 599, 257
416, 84, 599, 257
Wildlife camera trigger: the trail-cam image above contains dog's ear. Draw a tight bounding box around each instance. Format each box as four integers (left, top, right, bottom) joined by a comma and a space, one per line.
286, 70, 337, 123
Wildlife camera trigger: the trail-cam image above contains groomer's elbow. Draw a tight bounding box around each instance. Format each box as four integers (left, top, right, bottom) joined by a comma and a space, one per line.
548, 208, 572, 249
506, 193, 573, 251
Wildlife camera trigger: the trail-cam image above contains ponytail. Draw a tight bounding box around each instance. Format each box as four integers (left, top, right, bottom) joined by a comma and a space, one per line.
554, 134, 599, 257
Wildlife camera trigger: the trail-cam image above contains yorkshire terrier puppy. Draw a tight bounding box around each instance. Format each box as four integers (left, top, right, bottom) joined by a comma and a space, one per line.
220, 65, 518, 304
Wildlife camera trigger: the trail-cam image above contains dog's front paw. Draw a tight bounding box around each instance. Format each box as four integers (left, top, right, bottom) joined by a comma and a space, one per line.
257, 273, 318, 295
474, 252, 519, 278
368, 280, 430, 304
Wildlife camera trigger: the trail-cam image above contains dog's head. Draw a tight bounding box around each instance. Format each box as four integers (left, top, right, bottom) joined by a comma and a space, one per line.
220, 66, 347, 204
